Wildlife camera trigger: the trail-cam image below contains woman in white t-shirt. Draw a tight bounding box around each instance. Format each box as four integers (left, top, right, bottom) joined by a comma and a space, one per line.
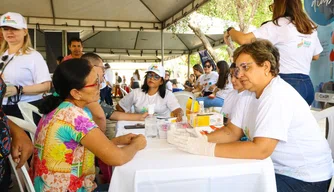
0, 12, 51, 123
196, 60, 232, 108
192, 60, 219, 96
220, 63, 245, 120
174, 40, 333, 192
132, 69, 140, 89
224, 0, 322, 106
116, 64, 183, 121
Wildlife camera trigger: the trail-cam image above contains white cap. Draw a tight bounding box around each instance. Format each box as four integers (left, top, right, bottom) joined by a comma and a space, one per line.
0, 12, 27, 29
146, 64, 165, 79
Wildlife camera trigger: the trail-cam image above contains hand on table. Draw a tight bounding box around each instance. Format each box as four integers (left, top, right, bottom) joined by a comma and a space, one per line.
116, 133, 138, 145
174, 134, 215, 156
130, 134, 147, 150
138, 112, 148, 121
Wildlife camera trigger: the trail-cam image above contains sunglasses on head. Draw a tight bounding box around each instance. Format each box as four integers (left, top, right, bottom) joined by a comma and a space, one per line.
147, 73, 161, 81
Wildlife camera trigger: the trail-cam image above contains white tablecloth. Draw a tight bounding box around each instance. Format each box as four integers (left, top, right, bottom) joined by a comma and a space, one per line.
109, 121, 277, 192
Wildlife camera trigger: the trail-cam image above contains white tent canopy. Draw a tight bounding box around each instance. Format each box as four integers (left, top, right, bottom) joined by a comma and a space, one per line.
0, 0, 209, 31
1, 0, 220, 63
82, 31, 224, 62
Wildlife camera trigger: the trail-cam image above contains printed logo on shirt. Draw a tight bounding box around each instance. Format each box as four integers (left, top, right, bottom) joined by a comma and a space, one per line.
3, 16, 17, 25
243, 127, 251, 141
297, 39, 311, 48
141, 107, 148, 113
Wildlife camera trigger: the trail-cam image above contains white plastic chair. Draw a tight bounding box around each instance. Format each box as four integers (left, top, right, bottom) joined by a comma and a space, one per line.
7, 115, 36, 192
18, 102, 42, 127
312, 106, 334, 192
7, 115, 37, 142
174, 91, 196, 114
9, 155, 35, 192
119, 87, 128, 97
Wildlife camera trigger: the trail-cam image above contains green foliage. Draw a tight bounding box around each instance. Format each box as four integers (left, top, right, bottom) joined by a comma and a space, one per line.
198, 0, 272, 28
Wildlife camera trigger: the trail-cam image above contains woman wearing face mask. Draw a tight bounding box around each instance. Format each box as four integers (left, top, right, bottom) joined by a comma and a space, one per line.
224, 0, 322, 105
116, 64, 183, 122
173, 40, 333, 192
0, 12, 51, 123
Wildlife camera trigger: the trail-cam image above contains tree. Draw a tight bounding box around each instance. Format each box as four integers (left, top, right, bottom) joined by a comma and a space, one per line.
198, 0, 272, 32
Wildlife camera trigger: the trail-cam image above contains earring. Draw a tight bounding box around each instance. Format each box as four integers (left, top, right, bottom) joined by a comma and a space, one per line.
265, 72, 268, 76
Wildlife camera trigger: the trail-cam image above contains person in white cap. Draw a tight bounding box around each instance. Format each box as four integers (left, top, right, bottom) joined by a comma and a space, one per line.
116, 64, 183, 121
0, 12, 51, 123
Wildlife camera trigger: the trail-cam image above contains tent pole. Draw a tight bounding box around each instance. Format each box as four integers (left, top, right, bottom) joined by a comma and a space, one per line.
62, 30, 68, 56
187, 53, 190, 78
161, 28, 164, 66
33, 28, 37, 50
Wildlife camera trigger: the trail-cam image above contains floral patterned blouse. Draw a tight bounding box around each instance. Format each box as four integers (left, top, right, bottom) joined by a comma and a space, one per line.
0, 76, 10, 183
31, 101, 98, 192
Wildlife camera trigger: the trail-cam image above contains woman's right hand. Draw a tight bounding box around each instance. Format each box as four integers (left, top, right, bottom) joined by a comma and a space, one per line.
131, 134, 147, 150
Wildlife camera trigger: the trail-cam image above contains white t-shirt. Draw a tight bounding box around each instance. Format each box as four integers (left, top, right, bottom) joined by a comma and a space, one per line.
166, 81, 173, 91
253, 17, 323, 75
194, 75, 203, 88
216, 82, 233, 99
199, 71, 219, 92
221, 90, 245, 119
118, 88, 180, 117
105, 68, 114, 88
231, 77, 333, 182
1, 49, 51, 105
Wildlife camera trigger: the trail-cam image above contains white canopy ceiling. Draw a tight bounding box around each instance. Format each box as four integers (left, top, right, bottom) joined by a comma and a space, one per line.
1, 0, 209, 31
2, 0, 219, 62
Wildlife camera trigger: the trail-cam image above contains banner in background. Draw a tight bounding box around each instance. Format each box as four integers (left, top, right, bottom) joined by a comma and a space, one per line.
305, 0, 334, 108
198, 50, 216, 71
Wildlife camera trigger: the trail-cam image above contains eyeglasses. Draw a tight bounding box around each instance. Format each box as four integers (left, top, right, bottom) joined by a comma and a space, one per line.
234, 62, 254, 77
147, 73, 161, 81
165, 73, 170, 76
204, 65, 211, 68
269, 4, 273, 12
83, 76, 100, 89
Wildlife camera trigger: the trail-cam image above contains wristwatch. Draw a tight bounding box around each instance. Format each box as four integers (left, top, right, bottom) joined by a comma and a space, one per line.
226, 27, 234, 35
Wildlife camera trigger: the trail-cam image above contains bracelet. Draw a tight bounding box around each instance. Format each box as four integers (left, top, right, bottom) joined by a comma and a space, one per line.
18, 85, 23, 95
226, 27, 234, 35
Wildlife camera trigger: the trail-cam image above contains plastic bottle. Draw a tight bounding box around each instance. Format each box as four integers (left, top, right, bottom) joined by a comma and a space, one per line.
199, 101, 205, 114
145, 104, 158, 138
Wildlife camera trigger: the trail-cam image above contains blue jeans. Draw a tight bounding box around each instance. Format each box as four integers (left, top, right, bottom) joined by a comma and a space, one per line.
275, 174, 330, 192
100, 86, 113, 106
196, 97, 224, 108
279, 73, 314, 105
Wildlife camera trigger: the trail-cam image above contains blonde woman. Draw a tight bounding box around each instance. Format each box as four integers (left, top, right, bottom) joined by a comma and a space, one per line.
0, 12, 51, 122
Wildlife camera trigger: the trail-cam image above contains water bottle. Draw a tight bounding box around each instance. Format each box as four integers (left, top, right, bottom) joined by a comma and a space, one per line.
145, 104, 158, 138
199, 101, 205, 114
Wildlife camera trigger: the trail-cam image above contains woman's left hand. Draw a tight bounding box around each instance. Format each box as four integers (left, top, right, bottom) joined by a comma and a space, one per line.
172, 108, 184, 122
5, 86, 18, 97
115, 133, 138, 145
209, 84, 216, 91
223, 32, 231, 46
